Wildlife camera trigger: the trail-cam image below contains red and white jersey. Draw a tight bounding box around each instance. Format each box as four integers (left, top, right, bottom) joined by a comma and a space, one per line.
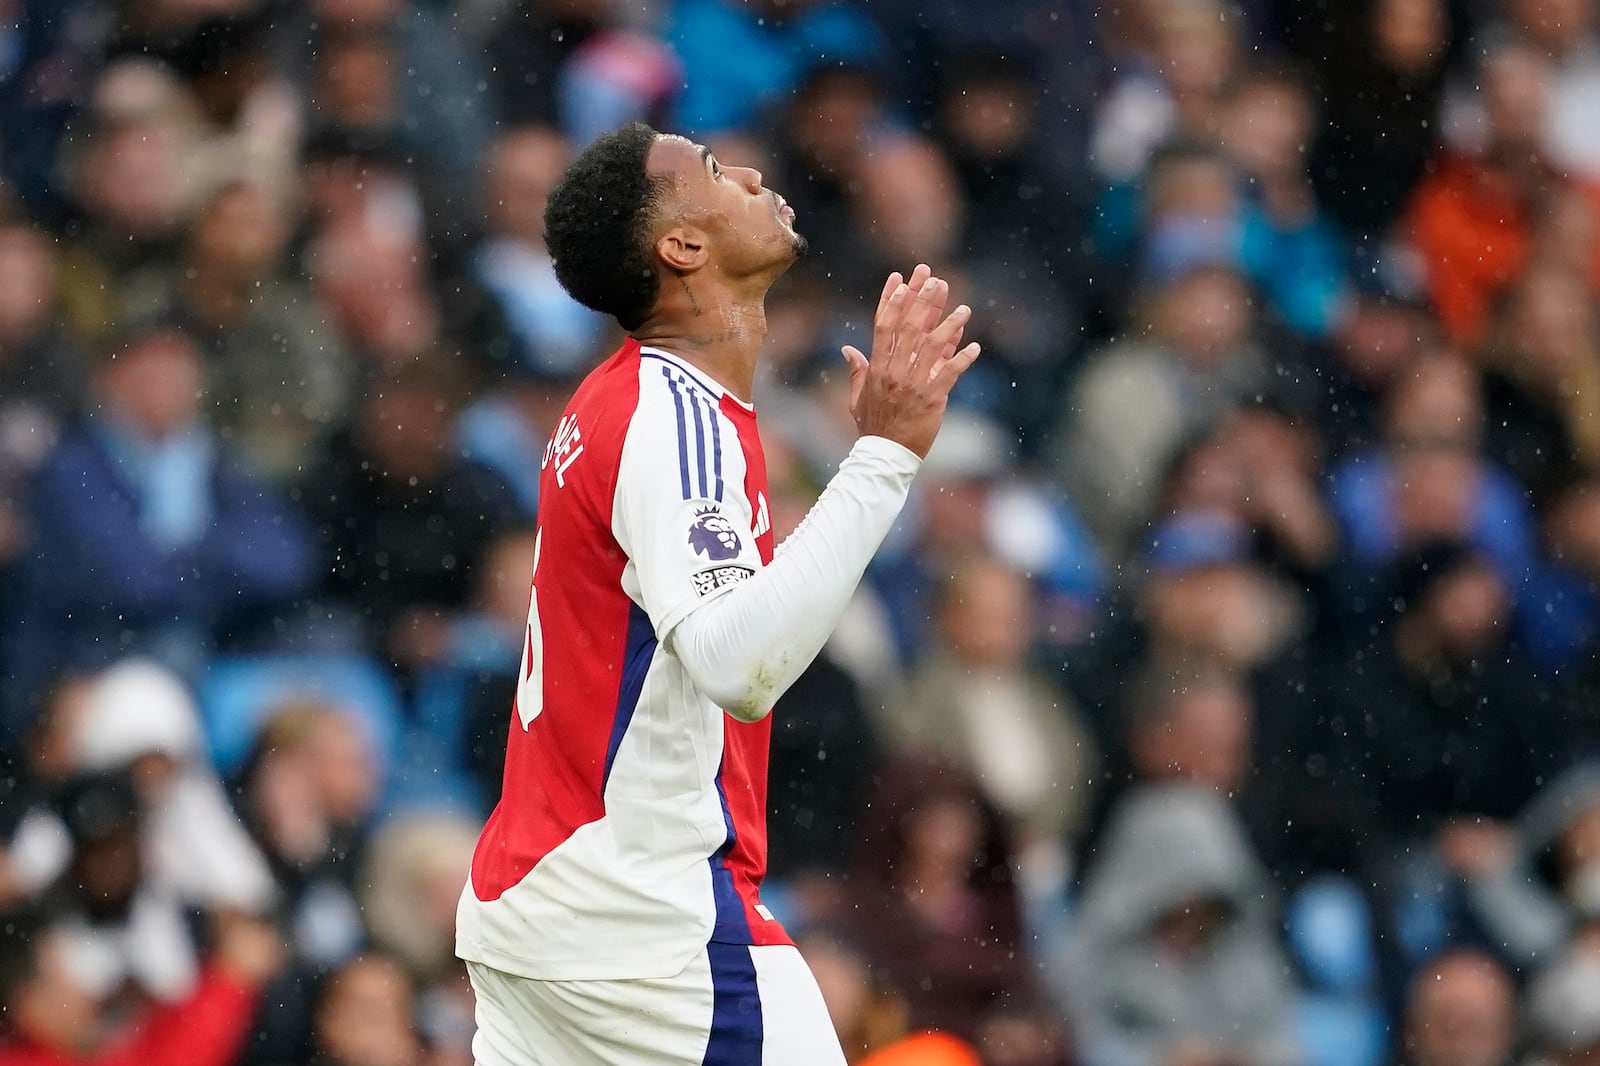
457, 340, 790, 981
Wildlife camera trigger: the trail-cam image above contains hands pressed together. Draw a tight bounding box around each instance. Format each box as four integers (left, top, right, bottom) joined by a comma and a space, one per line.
841, 263, 982, 459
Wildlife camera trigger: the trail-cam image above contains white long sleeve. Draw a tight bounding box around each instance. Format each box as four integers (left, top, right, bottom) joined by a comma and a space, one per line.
666, 436, 920, 721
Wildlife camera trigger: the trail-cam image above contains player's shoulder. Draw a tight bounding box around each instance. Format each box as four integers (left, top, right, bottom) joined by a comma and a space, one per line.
633, 347, 726, 415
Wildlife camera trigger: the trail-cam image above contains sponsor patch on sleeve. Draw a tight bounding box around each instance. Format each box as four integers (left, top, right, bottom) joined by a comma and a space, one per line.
692, 565, 754, 597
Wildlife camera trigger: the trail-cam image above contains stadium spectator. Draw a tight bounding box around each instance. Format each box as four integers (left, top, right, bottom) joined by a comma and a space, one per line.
236, 699, 379, 968
40, 769, 203, 1003
0, 321, 317, 735
848, 755, 1029, 1042
1395, 949, 1516, 1066
1479, 264, 1600, 504
54, 62, 201, 348
0, 904, 283, 1066
1324, 542, 1551, 861
1405, 38, 1600, 345
1281, 0, 1455, 239
882, 557, 1097, 850
0, 222, 86, 571
359, 814, 479, 1066
797, 926, 985, 1066
309, 952, 426, 1066
1050, 783, 1301, 1066
68, 659, 276, 913
299, 357, 520, 667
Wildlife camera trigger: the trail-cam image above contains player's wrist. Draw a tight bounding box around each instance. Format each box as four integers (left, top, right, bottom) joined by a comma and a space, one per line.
851, 434, 924, 470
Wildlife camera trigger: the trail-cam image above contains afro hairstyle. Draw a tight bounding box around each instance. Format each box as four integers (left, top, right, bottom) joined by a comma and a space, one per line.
544, 122, 674, 332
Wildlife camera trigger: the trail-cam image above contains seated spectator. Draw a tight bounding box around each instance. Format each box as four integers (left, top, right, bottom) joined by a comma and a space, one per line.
1395, 949, 1516, 1066
299, 0, 491, 179
870, 410, 1103, 661
306, 215, 443, 368
237, 698, 380, 968
472, 126, 611, 383
1326, 355, 1539, 627
1161, 408, 1340, 583
797, 926, 984, 1066
882, 556, 1097, 853
1057, 262, 1271, 558
300, 356, 520, 668
0, 222, 87, 572
1217, 65, 1354, 339
1322, 542, 1552, 868
53, 62, 201, 346
310, 952, 426, 1066
0, 320, 317, 738
123, 179, 355, 483
67, 659, 275, 913
848, 755, 1028, 1042
1478, 264, 1600, 504
359, 813, 479, 1066
1050, 783, 1300, 1066
1281, 0, 1454, 239
1089, 0, 1239, 183
1314, 262, 1441, 459
1093, 137, 1348, 342
42, 769, 201, 1003
1406, 39, 1600, 346
1137, 512, 1310, 674
0, 904, 283, 1066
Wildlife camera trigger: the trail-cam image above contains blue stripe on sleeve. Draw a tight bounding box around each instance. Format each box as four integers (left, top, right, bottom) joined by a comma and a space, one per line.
689, 388, 710, 498
663, 368, 693, 499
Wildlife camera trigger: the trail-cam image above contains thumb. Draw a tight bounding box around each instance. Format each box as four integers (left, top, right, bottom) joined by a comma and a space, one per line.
841, 344, 869, 408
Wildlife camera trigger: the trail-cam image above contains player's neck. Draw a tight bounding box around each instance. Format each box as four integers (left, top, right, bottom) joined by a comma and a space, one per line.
632, 277, 768, 403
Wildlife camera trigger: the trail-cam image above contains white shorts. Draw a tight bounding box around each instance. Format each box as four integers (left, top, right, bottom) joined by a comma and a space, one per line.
467, 943, 847, 1066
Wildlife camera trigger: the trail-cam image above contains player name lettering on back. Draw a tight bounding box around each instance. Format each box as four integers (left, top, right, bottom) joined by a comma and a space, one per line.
543, 414, 584, 488
692, 565, 754, 597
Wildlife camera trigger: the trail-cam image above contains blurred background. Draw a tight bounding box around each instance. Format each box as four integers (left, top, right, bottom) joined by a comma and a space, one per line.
2, 0, 1600, 1064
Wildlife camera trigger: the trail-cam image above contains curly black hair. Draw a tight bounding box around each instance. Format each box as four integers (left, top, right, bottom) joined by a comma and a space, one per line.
544, 122, 674, 332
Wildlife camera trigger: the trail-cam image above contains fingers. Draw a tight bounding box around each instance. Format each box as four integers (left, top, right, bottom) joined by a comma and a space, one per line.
840, 344, 869, 410
921, 303, 971, 371
873, 272, 902, 321
890, 276, 948, 377
929, 341, 982, 394
872, 264, 928, 327
871, 281, 913, 371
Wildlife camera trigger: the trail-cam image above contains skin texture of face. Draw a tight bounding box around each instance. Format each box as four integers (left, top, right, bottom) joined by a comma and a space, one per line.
1404, 950, 1516, 1066
644, 135, 805, 286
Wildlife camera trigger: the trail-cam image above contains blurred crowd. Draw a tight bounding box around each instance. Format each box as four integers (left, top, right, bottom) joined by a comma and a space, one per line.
4, 0, 1600, 1063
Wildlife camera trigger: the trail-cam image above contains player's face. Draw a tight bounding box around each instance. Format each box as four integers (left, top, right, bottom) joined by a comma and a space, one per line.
646, 135, 806, 277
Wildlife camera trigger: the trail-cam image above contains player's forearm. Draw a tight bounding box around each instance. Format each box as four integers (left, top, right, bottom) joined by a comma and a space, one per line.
669, 435, 920, 721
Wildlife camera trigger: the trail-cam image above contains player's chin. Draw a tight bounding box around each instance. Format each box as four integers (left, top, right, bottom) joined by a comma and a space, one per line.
786, 228, 809, 258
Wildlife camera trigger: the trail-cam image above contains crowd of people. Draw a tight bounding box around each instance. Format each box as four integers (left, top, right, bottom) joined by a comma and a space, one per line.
2, 0, 1600, 1063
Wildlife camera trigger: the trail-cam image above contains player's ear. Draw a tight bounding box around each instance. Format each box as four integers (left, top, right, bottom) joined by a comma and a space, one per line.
656, 226, 709, 274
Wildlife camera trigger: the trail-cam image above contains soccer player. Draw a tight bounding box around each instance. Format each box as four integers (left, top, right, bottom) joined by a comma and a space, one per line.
456, 121, 981, 1064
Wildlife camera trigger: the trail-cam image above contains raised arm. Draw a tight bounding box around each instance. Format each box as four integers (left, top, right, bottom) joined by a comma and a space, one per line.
667, 266, 980, 720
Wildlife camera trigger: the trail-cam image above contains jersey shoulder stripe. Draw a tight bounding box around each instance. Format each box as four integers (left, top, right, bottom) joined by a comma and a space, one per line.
640, 354, 730, 504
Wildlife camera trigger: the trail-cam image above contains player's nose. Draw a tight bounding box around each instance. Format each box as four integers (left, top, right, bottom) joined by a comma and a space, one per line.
731, 166, 762, 193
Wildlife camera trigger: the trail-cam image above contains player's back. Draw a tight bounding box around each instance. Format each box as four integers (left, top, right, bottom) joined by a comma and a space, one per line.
457, 339, 788, 983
